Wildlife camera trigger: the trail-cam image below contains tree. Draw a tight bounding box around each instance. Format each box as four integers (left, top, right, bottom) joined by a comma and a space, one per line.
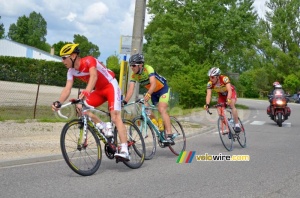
106, 54, 121, 81
73, 34, 100, 58
284, 74, 300, 94
7, 11, 49, 52
0, 16, 5, 39
144, 0, 259, 107
255, 0, 300, 89
53, 34, 100, 58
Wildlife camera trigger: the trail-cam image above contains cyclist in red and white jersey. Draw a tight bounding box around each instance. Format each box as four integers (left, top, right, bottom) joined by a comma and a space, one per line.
51, 43, 129, 160
204, 67, 241, 132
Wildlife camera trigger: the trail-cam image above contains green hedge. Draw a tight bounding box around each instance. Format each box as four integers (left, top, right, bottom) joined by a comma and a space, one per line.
0, 56, 85, 87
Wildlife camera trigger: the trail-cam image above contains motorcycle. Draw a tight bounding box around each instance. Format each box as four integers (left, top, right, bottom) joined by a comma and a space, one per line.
267, 94, 291, 127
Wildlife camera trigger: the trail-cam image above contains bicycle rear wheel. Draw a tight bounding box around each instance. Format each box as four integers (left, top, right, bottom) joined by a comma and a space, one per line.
60, 119, 101, 176
114, 119, 145, 169
237, 117, 246, 148
132, 116, 156, 160
218, 117, 233, 151
168, 116, 186, 156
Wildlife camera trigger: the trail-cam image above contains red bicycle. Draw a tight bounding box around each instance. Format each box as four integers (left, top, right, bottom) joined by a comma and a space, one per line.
207, 103, 246, 151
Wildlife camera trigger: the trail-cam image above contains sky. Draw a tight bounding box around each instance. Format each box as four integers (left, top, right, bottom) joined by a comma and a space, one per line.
0, 0, 268, 62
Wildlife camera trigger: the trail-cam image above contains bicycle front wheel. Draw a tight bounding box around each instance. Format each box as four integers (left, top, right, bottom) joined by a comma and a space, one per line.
132, 116, 156, 160
218, 117, 233, 151
114, 119, 145, 169
60, 119, 101, 176
168, 116, 186, 156
237, 117, 246, 148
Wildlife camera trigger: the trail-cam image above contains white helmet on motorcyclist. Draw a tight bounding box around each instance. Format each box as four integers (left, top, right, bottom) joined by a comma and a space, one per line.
274, 84, 282, 89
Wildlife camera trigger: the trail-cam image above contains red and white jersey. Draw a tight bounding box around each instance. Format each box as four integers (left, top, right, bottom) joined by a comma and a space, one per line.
67, 56, 115, 89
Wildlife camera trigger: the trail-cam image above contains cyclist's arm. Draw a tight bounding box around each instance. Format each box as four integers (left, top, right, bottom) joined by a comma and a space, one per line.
58, 79, 74, 103
226, 83, 232, 99
206, 88, 212, 105
147, 75, 156, 95
123, 81, 135, 102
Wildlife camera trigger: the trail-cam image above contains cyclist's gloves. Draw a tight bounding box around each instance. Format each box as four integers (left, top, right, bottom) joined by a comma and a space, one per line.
53, 101, 62, 108
226, 98, 231, 105
144, 92, 151, 102
121, 100, 127, 107
204, 104, 209, 110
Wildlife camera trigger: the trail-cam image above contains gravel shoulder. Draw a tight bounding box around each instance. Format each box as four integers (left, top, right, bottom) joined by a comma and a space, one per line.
0, 120, 65, 162
0, 119, 206, 163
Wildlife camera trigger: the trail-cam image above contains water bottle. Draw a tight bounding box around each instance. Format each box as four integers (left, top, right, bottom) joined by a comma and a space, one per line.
158, 118, 164, 131
96, 122, 105, 134
228, 118, 235, 134
151, 119, 158, 127
105, 122, 113, 137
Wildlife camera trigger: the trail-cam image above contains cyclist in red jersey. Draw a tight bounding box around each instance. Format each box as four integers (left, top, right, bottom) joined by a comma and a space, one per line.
51, 43, 130, 160
204, 67, 241, 132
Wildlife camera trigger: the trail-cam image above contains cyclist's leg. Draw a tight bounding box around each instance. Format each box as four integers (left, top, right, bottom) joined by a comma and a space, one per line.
84, 90, 106, 124
105, 80, 130, 159
217, 95, 226, 122
228, 90, 241, 132
155, 87, 172, 137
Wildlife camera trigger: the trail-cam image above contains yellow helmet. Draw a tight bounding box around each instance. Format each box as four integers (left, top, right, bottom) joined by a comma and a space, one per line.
60, 43, 80, 56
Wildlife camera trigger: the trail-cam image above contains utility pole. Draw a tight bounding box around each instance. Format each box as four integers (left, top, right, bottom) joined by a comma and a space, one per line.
127, 0, 146, 102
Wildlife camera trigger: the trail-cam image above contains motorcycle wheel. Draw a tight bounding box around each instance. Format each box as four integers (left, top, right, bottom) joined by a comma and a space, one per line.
277, 112, 283, 127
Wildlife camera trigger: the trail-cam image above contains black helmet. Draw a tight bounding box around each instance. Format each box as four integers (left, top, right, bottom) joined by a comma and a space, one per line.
129, 53, 144, 65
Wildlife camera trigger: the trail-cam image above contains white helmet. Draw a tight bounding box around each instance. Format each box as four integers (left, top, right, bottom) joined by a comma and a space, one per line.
208, 67, 221, 76
274, 84, 282, 89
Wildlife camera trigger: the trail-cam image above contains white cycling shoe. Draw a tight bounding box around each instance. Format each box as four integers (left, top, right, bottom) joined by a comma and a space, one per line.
115, 151, 130, 161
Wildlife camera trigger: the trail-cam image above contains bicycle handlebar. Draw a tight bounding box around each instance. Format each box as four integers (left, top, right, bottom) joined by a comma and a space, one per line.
57, 99, 96, 119
206, 103, 230, 115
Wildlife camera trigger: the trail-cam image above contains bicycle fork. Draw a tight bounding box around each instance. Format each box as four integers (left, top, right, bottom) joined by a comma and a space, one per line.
77, 116, 89, 150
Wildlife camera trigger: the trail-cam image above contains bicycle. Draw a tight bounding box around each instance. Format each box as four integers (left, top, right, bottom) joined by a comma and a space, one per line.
206, 103, 246, 151
123, 98, 186, 160
57, 99, 145, 176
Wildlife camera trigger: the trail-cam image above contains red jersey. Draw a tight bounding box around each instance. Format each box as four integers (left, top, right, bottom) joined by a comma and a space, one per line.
67, 56, 115, 89
207, 75, 235, 96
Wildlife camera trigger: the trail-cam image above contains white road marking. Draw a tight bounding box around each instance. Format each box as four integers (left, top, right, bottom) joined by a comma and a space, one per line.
282, 123, 291, 127
250, 121, 265, 125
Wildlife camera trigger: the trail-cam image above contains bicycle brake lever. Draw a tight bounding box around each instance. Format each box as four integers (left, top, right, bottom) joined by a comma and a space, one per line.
206, 110, 212, 115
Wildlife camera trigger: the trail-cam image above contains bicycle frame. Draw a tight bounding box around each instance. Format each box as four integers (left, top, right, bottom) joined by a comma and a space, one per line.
58, 99, 111, 146
215, 104, 235, 135
207, 102, 246, 151
142, 103, 167, 142
125, 99, 167, 142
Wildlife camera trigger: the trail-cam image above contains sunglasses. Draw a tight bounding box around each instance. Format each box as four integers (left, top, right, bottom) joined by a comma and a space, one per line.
62, 55, 70, 60
209, 76, 216, 79
130, 64, 140, 67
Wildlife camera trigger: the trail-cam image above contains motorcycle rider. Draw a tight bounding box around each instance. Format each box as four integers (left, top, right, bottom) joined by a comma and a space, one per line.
268, 82, 289, 102
267, 82, 290, 119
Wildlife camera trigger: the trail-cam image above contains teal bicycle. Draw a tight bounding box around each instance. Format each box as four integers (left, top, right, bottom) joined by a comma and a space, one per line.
124, 99, 186, 160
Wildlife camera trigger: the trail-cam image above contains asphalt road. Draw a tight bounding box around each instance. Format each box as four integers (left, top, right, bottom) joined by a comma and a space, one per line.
1, 98, 300, 198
